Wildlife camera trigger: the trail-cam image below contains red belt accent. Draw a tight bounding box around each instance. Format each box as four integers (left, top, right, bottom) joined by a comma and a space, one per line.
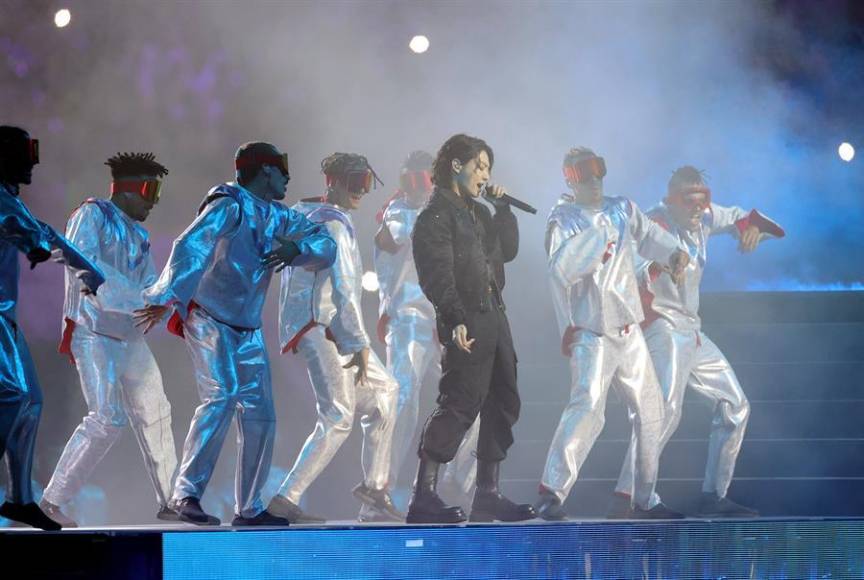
57, 317, 76, 365
167, 301, 199, 339
282, 321, 337, 354
561, 325, 580, 357
376, 313, 390, 343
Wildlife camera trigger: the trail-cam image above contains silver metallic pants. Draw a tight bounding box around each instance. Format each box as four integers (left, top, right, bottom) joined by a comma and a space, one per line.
43, 327, 177, 508
0, 316, 42, 505
277, 325, 398, 504
616, 320, 750, 499
172, 308, 275, 518
541, 325, 665, 508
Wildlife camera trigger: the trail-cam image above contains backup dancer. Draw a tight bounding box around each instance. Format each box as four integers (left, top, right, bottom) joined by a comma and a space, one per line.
373, 151, 479, 503
270, 152, 401, 523
134, 142, 336, 526
535, 147, 688, 521
41, 152, 178, 527
0, 125, 104, 530
613, 165, 784, 517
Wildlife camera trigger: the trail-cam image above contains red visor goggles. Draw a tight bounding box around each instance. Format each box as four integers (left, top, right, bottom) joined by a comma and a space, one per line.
563, 156, 606, 184
400, 170, 433, 193
327, 170, 373, 194
28, 138, 40, 165
111, 179, 163, 204
234, 152, 291, 179
668, 185, 711, 211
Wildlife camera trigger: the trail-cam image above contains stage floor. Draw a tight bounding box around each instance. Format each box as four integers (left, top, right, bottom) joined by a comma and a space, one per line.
3, 516, 863, 579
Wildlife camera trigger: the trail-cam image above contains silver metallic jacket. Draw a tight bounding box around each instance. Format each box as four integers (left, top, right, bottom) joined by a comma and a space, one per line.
144, 183, 336, 329
42, 198, 177, 511
280, 200, 368, 355
1, 183, 104, 323
63, 199, 156, 340
546, 194, 682, 338
638, 202, 785, 332
374, 196, 436, 324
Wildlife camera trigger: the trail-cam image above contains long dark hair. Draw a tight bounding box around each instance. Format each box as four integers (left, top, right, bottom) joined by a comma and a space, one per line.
431, 134, 494, 187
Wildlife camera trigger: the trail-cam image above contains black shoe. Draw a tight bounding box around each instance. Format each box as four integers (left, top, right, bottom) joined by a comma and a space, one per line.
231, 510, 291, 527
605, 492, 633, 520
630, 502, 685, 520
470, 488, 536, 522
406, 455, 466, 524
358, 504, 402, 523
266, 495, 326, 524
174, 497, 220, 526
38, 499, 78, 528
156, 505, 181, 522
698, 493, 759, 518
0, 502, 62, 531
352, 484, 404, 522
534, 491, 568, 521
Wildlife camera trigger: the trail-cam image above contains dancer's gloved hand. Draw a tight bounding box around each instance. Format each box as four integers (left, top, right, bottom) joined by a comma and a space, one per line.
343, 347, 370, 385
261, 235, 301, 272
133, 304, 171, 334
452, 324, 475, 353
738, 224, 761, 253
667, 249, 690, 285
26, 246, 51, 269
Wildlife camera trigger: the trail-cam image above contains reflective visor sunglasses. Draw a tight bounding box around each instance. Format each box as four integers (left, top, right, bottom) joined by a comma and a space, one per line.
563, 156, 607, 184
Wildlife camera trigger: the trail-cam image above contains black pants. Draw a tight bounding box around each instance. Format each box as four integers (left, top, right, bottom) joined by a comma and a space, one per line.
419, 304, 520, 464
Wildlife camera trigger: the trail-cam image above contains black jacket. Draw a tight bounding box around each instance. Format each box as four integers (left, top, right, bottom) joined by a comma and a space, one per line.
412, 187, 519, 342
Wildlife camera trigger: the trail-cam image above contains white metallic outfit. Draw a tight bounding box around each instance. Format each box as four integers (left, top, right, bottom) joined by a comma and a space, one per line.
277, 200, 398, 504
373, 195, 479, 491
540, 194, 682, 508
615, 203, 784, 500
43, 199, 177, 510
143, 183, 335, 517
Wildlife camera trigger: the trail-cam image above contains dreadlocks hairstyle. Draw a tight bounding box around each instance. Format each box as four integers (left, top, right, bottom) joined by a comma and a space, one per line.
402, 150, 434, 172
668, 165, 707, 194
320, 152, 382, 189
431, 134, 493, 187
105, 152, 169, 180
562, 146, 597, 167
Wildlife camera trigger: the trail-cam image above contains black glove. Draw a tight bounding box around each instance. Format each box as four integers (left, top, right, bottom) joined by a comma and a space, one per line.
26, 247, 51, 269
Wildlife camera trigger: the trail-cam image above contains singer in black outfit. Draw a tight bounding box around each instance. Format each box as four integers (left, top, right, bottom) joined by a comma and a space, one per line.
405, 133, 535, 524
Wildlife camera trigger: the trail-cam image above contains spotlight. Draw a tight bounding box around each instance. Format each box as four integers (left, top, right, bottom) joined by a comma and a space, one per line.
54, 9, 71, 28
362, 271, 380, 293
838, 142, 855, 162
409, 35, 430, 54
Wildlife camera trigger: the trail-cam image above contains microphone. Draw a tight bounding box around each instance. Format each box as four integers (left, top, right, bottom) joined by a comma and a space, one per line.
483, 184, 537, 214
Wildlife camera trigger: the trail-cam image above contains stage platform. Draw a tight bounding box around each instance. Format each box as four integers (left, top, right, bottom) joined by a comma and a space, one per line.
2, 517, 863, 579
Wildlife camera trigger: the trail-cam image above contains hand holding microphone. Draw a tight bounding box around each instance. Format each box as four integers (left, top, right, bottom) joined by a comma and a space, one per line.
482, 183, 537, 214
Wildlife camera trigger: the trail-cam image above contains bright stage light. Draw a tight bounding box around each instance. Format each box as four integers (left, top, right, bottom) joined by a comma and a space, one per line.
409, 35, 430, 54
838, 142, 855, 162
54, 9, 71, 28
362, 271, 380, 293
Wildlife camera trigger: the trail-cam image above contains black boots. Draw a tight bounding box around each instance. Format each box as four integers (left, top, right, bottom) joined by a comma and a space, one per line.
406, 455, 467, 524
470, 461, 536, 522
